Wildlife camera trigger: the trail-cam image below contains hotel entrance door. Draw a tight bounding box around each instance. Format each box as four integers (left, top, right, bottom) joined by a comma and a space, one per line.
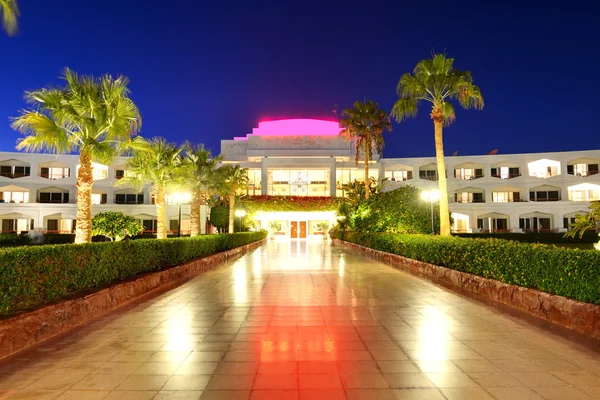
290, 221, 307, 239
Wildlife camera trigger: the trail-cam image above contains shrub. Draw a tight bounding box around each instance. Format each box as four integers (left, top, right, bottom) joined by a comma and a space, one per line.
349, 186, 439, 234
0, 233, 30, 247
455, 231, 599, 244
210, 206, 229, 232
43, 233, 76, 244
332, 231, 600, 304
92, 212, 144, 241
0, 231, 267, 315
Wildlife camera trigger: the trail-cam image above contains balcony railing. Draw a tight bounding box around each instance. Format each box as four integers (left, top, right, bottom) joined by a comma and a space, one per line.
491, 173, 521, 179
530, 198, 560, 202
420, 175, 438, 181
0, 172, 30, 179
39, 173, 69, 180
569, 171, 599, 177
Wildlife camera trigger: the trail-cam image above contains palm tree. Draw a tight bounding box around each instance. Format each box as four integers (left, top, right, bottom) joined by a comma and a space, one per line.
12, 68, 141, 243
340, 100, 391, 199
214, 165, 249, 233
392, 54, 484, 236
564, 201, 600, 250
116, 137, 182, 239
180, 142, 221, 236
0, 0, 18, 35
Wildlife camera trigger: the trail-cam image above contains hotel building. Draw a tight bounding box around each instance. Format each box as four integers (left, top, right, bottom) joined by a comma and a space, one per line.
0, 119, 598, 239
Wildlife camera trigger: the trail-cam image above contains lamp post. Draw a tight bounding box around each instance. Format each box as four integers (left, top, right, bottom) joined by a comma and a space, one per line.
421, 189, 440, 234
171, 192, 191, 237
234, 209, 246, 233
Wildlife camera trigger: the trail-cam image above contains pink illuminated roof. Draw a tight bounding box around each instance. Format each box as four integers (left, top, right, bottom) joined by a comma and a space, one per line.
234, 119, 342, 140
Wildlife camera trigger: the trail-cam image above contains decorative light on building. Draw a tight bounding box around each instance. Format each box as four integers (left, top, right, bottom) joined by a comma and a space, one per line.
290, 172, 308, 193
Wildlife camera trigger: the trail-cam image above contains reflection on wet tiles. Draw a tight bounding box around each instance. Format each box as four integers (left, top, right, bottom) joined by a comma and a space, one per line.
0, 240, 599, 399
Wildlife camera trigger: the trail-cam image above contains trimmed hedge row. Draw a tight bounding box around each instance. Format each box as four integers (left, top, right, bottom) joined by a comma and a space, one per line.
0, 231, 267, 315
333, 231, 600, 304
0, 233, 31, 247
455, 231, 599, 244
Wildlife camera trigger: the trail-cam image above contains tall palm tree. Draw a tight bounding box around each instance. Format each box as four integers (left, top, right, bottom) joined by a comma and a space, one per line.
116, 137, 182, 239
12, 68, 141, 243
214, 165, 249, 233
0, 0, 18, 35
340, 100, 391, 199
392, 54, 484, 236
180, 142, 221, 236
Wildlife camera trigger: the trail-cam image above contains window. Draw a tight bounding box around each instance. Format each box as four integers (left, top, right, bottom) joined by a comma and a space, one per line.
246, 169, 262, 195
91, 193, 108, 205
47, 219, 59, 231
385, 170, 413, 182
0, 191, 29, 203
530, 190, 560, 201
0, 165, 30, 179
115, 193, 144, 204
563, 217, 578, 229
267, 169, 331, 196
40, 167, 70, 180
568, 163, 599, 177
492, 191, 520, 203
116, 169, 125, 179
520, 217, 552, 231
115, 194, 144, 204
419, 170, 437, 181
142, 219, 157, 232
454, 192, 484, 203
39, 192, 69, 203
454, 168, 483, 180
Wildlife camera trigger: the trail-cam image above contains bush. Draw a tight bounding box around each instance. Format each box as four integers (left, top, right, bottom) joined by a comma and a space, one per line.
210, 206, 229, 232
43, 233, 76, 244
0, 233, 30, 247
92, 211, 144, 241
455, 231, 599, 244
0, 231, 267, 315
332, 231, 600, 304
349, 186, 439, 234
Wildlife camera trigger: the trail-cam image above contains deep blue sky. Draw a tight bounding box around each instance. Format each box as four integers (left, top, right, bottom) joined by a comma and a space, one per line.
1, 0, 599, 158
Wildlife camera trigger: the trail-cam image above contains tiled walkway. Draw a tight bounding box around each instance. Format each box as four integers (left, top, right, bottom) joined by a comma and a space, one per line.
2, 241, 600, 400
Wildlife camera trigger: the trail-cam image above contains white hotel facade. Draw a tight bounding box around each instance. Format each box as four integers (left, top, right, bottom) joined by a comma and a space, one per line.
0, 118, 598, 237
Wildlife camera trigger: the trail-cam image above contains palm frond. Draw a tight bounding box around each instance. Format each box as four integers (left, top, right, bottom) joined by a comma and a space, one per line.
391, 98, 419, 122
12, 68, 142, 162
0, 0, 18, 35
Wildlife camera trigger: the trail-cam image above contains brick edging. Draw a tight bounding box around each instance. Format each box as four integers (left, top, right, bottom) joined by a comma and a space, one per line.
0, 238, 266, 360
333, 238, 600, 339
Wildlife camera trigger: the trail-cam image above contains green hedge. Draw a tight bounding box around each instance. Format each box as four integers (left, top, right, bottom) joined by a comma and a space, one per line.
333, 231, 600, 304
0, 233, 31, 247
0, 231, 266, 315
455, 231, 599, 244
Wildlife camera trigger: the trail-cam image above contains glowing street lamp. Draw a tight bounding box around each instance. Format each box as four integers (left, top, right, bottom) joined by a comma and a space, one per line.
170, 192, 192, 237
234, 209, 246, 233
421, 189, 440, 234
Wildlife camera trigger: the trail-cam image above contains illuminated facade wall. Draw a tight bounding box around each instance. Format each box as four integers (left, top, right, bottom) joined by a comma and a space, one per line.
222, 119, 600, 234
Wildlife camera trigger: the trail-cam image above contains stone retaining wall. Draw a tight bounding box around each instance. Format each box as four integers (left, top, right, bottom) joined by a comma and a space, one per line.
0, 239, 266, 360
334, 239, 600, 339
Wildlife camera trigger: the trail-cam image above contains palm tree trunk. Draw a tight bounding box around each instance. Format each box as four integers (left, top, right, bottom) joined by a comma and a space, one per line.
155, 186, 167, 239
364, 140, 370, 200
190, 190, 201, 237
433, 118, 451, 236
74, 152, 93, 244
228, 195, 235, 233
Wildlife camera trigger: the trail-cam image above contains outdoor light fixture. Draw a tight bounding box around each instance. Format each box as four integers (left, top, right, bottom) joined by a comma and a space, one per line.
234, 209, 246, 233
421, 189, 440, 234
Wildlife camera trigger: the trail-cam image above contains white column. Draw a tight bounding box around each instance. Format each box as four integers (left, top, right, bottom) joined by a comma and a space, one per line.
261, 158, 268, 195
329, 157, 336, 197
